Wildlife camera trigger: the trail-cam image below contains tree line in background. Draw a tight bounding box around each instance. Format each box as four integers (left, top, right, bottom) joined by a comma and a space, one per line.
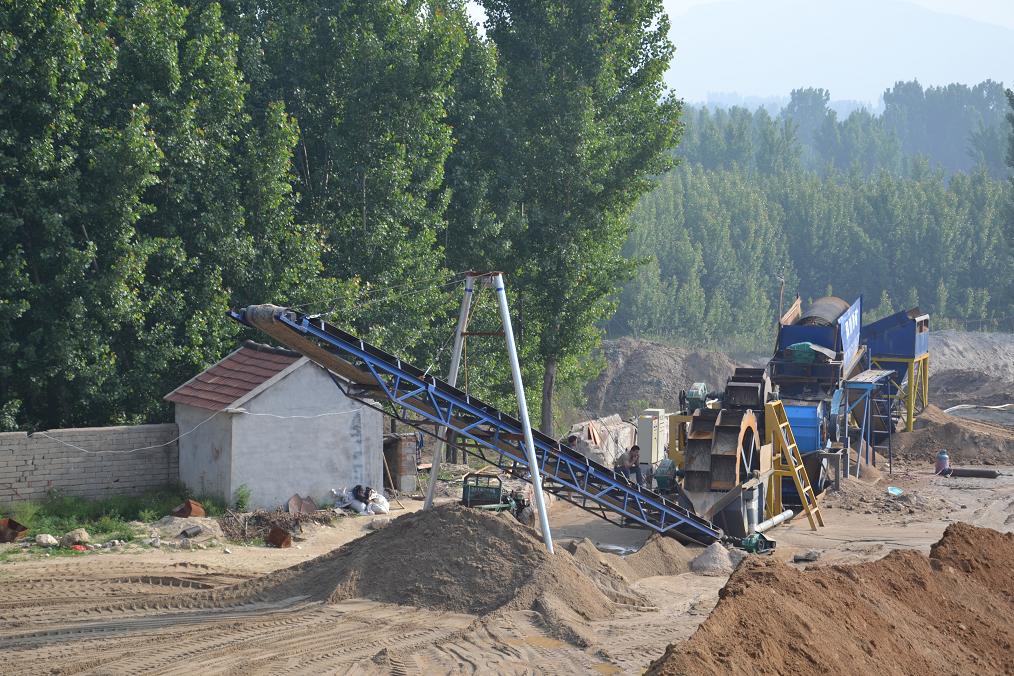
0, 0, 678, 433
610, 82, 1014, 350
679, 81, 1010, 177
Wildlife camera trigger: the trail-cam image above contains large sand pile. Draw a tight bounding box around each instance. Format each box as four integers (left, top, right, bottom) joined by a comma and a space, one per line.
647, 523, 1014, 676
929, 368, 1014, 409
929, 330, 1014, 381
207, 505, 643, 618
926, 330, 1014, 409
141, 505, 703, 645
895, 404, 1014, 464
586, 337, 740, 417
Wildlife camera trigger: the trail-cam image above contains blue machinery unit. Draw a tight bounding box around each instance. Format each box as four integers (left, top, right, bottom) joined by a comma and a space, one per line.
860, 309, 930, 432
765, 297, 926, 482
769, 296, 864, 457
841, 366, 894, 476
230, 305, 721, 545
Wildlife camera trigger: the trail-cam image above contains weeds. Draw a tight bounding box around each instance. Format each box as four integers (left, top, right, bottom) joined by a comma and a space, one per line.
2, 487, 223, 542
232, 484, 252, 511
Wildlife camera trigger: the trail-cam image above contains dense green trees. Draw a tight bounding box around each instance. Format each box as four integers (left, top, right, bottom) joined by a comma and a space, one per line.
678, 81, 1011, 178
0, 0, 315, 428
611, 102, 1013, 348
1, 0, 463, 430
472, 0, 680, 434
1, 0, 675, 432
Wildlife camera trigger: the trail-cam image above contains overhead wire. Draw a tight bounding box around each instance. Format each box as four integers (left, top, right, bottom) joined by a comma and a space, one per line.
32, 407, 364, 455
287, 270, 470, 314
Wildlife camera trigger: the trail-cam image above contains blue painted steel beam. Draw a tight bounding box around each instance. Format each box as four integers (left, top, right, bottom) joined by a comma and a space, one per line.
229, 306, 721, 545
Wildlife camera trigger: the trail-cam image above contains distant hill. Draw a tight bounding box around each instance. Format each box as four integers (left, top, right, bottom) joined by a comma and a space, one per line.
666, 0, 1014, 103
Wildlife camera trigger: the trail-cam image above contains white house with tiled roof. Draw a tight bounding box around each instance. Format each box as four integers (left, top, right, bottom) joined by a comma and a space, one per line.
165, 341, 382, 509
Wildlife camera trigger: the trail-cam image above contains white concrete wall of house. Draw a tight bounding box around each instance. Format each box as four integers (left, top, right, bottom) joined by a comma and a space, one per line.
229, 362, 383, 510
175, 404, 233, 502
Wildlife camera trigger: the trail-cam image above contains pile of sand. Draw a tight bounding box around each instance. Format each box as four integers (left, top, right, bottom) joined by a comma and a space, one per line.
585, 337, 740, 417
646, 523, 1014, 675
928, 330, 1014, 381
145, 504, 712, 645
929, 369, 1014, 409
688, 543, 735, 576
565, 534, 696, 583
895, 404, 1014, 464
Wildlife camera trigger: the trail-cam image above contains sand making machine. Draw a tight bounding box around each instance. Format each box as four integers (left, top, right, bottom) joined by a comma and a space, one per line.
650, 367, 779, 538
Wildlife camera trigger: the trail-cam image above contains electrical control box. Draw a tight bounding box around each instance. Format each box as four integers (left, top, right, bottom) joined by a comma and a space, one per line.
637, 408, 668, 464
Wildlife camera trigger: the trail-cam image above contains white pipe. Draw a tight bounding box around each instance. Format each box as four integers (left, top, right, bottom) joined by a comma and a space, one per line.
746, 488, 759, 532
754, 509, 794, 533
493, 273, 554, 554
424, 274, 475, 510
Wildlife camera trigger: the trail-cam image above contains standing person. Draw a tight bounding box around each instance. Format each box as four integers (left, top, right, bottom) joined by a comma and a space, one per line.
414, 430, 425, 466
615, 444, 644, 486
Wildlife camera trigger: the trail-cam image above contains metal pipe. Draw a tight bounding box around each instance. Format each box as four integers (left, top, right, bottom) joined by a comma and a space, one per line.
493, 273, 554, 554
946, 468, 1000, 479
746, 488, 759, 533
424, 274, 475, 510
755, 509, 794, 533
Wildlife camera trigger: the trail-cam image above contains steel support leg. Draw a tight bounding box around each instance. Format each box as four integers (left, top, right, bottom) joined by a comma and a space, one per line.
912, 362, 920, 431
424, 274, 475, 510
493, 273, 554, 554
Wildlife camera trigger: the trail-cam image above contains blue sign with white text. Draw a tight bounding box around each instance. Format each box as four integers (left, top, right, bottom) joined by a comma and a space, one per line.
838, 297, 862, 367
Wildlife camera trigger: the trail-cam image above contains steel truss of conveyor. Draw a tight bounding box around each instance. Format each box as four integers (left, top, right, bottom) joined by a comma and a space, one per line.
229, 306, 721, 545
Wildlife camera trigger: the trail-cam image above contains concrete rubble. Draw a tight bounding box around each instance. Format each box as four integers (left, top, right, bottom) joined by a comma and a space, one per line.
35, 534, 59, 547
61, 528, 90, 547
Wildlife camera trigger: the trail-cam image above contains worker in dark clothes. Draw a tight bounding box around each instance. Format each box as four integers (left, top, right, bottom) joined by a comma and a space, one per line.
615, 444, 644, 486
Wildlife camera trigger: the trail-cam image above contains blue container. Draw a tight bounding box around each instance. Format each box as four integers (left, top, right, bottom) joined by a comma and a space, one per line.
861, 309, 930, 359
784, 403, 823, 454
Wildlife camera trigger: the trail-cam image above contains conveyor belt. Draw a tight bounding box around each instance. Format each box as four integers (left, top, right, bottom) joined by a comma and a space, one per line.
229, 305, 721, 545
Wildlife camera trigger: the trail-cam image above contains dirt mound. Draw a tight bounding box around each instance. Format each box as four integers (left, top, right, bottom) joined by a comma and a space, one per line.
173, 505, 647, 640
895, 404, 1014, 464
586, 337, 740, 417
929, 330, 1014, 381
647, 523, 1014, 676
565, 535, 695, 583
929, 368, 1014, 409
625, 535, 696, 578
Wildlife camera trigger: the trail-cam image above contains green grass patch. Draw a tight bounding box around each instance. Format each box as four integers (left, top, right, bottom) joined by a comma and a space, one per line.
3, 486, 226, 543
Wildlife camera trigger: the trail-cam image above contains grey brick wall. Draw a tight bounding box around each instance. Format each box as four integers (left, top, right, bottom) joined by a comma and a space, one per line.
0, 424, 179, 504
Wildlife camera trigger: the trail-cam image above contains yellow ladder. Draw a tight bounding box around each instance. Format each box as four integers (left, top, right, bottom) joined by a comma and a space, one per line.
765, 400, 824, 530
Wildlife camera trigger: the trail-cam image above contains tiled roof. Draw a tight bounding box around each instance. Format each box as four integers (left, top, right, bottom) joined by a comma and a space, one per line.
165, 345, 301, 411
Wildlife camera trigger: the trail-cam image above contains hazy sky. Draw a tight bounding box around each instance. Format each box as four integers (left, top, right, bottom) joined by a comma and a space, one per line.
663, 0, 1014, 103
466, 1, 1013, 105
664, 0, 1014, 28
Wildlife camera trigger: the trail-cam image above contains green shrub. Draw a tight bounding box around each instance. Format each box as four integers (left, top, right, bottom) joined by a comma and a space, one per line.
12, 500, 40, 528
94, 514, 123, 534
232, 484, 252, 511
197, 496, 226, 517
138, 508, 159, 523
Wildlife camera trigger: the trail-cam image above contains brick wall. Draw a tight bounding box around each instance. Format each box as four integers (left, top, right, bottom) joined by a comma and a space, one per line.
0, 424, 179, 504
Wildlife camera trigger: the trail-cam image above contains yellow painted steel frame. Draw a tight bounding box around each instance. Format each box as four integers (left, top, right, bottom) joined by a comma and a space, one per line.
667, 413, 692, 467
764, 401, 823, 530
872, 354, 929, 432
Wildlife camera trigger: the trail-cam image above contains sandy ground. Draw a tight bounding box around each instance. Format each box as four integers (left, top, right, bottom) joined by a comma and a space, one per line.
2, 457, 1013, 675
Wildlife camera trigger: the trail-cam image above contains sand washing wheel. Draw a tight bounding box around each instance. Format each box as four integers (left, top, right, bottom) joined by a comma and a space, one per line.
683, 408, 759, 493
